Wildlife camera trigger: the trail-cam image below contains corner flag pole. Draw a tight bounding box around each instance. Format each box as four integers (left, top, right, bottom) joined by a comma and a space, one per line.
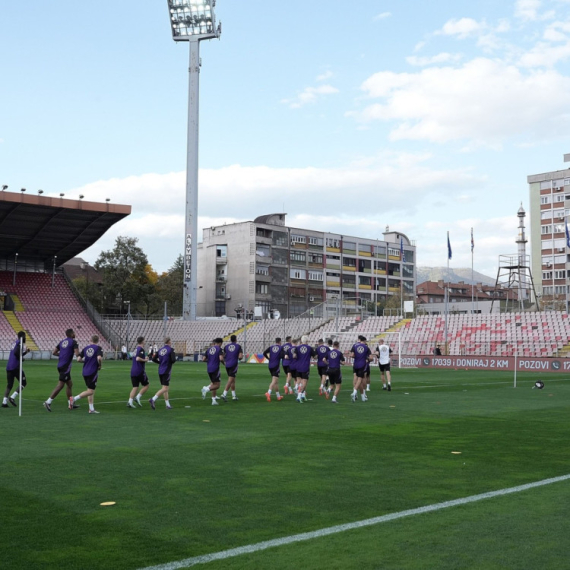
18, 336, 23, 417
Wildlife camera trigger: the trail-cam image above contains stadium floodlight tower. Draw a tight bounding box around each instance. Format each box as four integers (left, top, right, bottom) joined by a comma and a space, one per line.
166, 0, 221, 320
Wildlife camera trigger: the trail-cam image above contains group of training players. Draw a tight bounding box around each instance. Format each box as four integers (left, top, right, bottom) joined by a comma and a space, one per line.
2, 328, 393, 413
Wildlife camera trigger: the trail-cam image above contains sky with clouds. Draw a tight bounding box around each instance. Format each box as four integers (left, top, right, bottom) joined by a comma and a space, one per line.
2, 0, 570, 276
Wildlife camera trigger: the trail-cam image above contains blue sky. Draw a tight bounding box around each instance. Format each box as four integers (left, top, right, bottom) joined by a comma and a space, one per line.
2, 0, 570, 276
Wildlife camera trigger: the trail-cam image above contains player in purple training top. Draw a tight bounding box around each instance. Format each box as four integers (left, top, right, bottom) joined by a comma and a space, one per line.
350, 335, 371, 403
288, 339, 299, 394
281, 336, 293, 394
72, 334, 103, 414
201, 338, 224, 406
324, 340, 345, 403
315, 339, 330, 398
294, 335, 317, 403
149, 337, 177, 410
3, 331, 30, 409
263, 338, 284, 402
43, 328, 80, 412
127, 336, 150, 409
221, 335, 243, 402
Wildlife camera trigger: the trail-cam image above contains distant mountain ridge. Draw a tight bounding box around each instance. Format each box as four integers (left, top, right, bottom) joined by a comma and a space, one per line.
416, 267, 495, 286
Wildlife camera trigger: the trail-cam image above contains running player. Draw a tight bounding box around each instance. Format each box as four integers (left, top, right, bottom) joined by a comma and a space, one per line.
376, 338, 393, 391
282, 336, 293, 394
263, 338, 284, 401
350, 336, 371, 402
221, 335, 243, 402
44, 329, 80, 412
361, 336, 372, 395
325, 340, 345, 403
127, 336, 150, 408
288, 338, 298, 394
73, 334, 103, 414
315, 339, 330, 397
3, 331, 30, 409
149, 337, 176, 409
294, 335, 317, 403
201, 338, 223, 405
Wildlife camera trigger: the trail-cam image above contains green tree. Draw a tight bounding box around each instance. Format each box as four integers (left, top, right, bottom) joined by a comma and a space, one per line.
94, 236, 156, 315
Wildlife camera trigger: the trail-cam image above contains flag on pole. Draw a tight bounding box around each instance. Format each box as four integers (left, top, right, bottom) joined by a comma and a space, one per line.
566, 218, 570, 249
471, 228, 474, 253
447, 232, 452, 260
400, 236, 405, 262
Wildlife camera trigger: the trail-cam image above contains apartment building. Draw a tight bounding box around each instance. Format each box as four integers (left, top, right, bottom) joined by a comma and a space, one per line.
196, 213, 416, 318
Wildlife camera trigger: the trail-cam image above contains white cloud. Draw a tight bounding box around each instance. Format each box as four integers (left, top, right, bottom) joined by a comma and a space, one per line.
352, 58, 570, 144
316, 70, 333, 81
437, 17, 485, 39
406, 52, 463, 66
281, 84, 339, 108
514, 0, 554, 21
373, 12, 392, 21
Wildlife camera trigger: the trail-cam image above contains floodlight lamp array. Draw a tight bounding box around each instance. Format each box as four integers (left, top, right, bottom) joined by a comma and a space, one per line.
168, 0, 219, 40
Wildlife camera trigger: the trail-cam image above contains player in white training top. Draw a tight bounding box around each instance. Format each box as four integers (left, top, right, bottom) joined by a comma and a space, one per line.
375, 338, 393, 391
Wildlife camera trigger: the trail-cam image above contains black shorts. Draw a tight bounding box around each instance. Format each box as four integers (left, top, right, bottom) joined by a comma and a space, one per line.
282, 365, 290, 374
269, 366, 280, 378
83, 374, 98, 390
328, 369, 342, 385
225, 365, 238, 378
58, 366, 72, 383
379, 363, 391, 372
6, 369, 26, 390
317, 365, 328, 377
208, 371, 221, 384
131, 373, 149, 388
353, 367, 366, 379
296, 371, 309, 381
159, 372, 171, 386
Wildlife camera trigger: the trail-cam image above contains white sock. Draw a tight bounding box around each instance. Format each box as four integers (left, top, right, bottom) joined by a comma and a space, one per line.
232, 391, 236, 397
276, 392, 280, 398
352, 389, 357, 396
135, 394, 141, 401
46, 397, 53, 404
128, 398, 133, 405
320, 384, 324, 389
203, 386, 209, 392
267, 389, 272, 395
74, 395, 81, 401
361, 394, 366, 401
11, 392, 18, 399
89, 403, 94, 411
388, 381, 391, 385
152, 395, 158, 402
165, 400, 170, 406
332, 396, 337, 401
222, 391, 227, 397
383, 383, 387, 388
3, 397, 8, 404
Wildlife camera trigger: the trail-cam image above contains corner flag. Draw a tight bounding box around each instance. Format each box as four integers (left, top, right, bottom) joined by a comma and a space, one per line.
447, 232, 452, 260
566, 218, 570, 249
471, 228, 474, 253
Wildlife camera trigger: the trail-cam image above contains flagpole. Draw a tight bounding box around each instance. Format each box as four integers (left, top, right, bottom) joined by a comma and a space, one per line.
445, 231, 449, 356
471, 228, 474, 315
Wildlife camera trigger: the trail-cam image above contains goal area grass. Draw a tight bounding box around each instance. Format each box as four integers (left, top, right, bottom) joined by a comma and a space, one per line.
1, 361, 569, 569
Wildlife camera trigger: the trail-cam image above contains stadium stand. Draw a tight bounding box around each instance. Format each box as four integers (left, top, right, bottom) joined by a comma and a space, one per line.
0, 272, 112, 351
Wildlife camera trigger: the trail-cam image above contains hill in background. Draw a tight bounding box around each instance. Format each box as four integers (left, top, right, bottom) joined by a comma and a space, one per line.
416, 267, 496, 286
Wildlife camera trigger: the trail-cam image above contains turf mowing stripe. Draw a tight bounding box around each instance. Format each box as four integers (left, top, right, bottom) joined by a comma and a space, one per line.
138, 473, 570, 570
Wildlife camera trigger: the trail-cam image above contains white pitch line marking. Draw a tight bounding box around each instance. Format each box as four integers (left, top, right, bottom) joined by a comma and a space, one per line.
138, 473, 570, 570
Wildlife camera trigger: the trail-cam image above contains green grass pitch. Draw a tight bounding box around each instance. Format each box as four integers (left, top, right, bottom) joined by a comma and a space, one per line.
1, 361, 570, 569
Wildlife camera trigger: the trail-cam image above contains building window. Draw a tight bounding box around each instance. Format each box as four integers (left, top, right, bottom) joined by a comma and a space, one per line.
541, 225, 552, 234
308, 253, 323, 264
308, 236, 323, 246
290, 269, 306, 280
388, 248, 400, 257
216, 245, 227, 258
343, 257, 356, 267
541, 196, 550, 204
256, 244, 270, 257
326, 238, 340, 248
308, 271, 323, 281
256, 266, 269, 276
342, 274, 356, 286
291, 234, 306, 244
556, 195, 565, 203
343, 241, 356, 251
256, 282, 269, 294
541, 211, 553, 220
291, 251, 306, 263
555, 270, 566, 279
359, 276, 371, 286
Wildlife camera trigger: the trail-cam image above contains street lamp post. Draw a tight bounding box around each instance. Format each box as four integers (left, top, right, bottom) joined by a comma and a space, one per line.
166, 0, 221, 321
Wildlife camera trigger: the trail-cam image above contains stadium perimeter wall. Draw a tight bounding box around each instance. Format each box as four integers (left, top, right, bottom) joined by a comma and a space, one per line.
400, 355, 570, 372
